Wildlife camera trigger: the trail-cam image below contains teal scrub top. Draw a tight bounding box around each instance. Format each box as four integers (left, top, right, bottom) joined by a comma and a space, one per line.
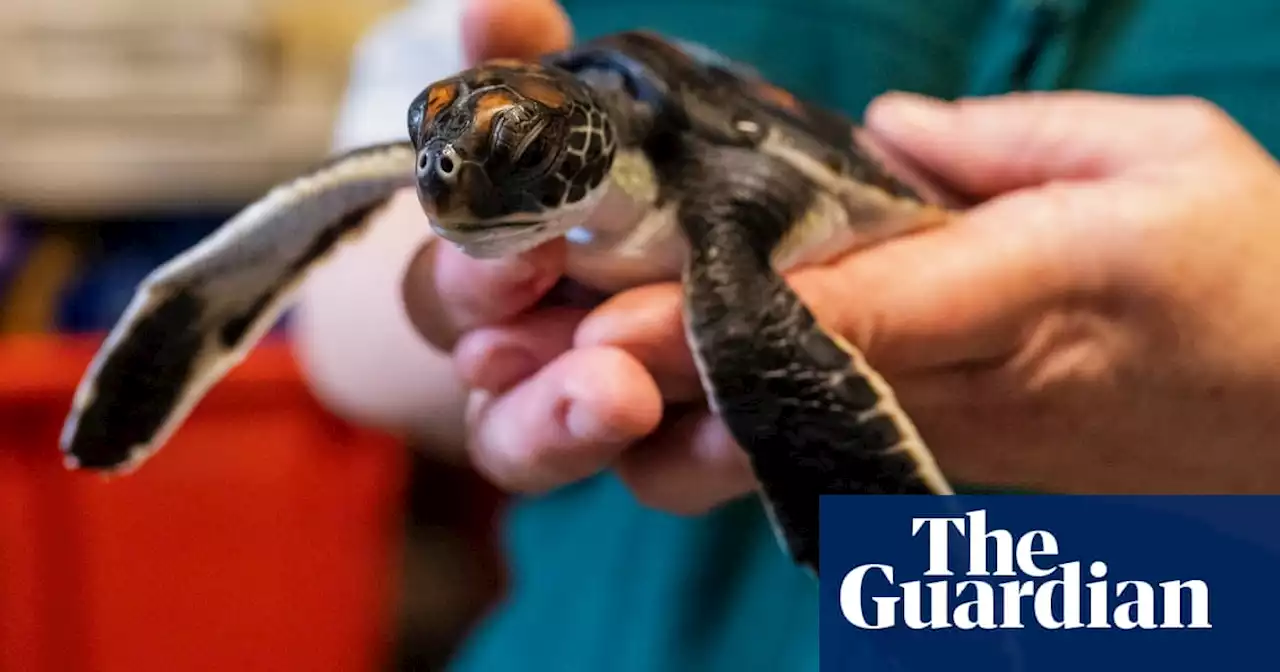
450, 2, 1280, 670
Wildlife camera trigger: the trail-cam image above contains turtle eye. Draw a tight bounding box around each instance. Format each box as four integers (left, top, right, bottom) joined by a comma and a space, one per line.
513, 128, 551, 172
511, 115, 564, 176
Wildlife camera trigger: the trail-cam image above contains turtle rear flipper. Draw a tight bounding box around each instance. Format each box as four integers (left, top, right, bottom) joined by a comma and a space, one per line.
677, 146, 953, 575
61, 141, 417, 473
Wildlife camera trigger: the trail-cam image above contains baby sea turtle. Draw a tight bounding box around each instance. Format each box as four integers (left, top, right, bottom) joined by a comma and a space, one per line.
61, 31, 960, 575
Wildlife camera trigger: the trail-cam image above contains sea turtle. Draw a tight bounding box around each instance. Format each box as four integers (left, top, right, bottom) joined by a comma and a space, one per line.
60, 30, 962, 576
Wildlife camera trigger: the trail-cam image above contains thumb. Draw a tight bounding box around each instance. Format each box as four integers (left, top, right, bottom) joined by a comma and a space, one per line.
462, 0, 572, 64
864, 91, 1203, 199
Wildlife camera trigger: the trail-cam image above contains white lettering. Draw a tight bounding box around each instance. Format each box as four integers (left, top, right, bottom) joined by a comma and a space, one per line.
1159, 580, 1212, 628
1114, 581, 1157, 629
953, 581, 997, 629
967, 510, 1016, 577
1086, 561, 1110, 628
1015, 530, 1059, 578
1000, 580, 1035, 628
839, 564, 897, 629
902, 580, 952, 629
912, 516, 965, 576
1033, 561, 1082, 629
835, 509, 1213, 632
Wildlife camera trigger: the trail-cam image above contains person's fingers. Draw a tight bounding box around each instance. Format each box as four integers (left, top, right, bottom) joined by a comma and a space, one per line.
401, 238, 567, 351
466, 346, 664, 493
453, 306, 586, 394
864, 91, 1230, 198
615, 409, 756, 515
462, 0, 571, 63
574, 283, 705, 401
576, 188, 1091, 382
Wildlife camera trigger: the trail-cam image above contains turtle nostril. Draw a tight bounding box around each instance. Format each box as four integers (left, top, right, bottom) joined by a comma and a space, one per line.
436, 146, 460, 181
420, 146, 459, 183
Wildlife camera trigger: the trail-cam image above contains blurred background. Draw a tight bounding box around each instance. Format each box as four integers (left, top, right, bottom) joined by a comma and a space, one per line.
0, 0, 504, 669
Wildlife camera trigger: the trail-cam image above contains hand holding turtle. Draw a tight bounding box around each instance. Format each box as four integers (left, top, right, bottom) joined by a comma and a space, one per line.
568, 91, 1280, 507
405, 0, 1280, 512
415, 94, 1280, 510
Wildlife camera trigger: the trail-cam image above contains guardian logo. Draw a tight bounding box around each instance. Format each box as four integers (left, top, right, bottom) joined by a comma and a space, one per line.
818, 496, 1278, 671
837, 510, 1212, 631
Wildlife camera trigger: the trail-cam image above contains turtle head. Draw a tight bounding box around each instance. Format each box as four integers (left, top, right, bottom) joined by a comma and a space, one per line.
408, 60, 618, 257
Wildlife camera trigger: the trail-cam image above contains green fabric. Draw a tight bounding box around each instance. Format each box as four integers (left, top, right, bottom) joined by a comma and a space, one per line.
449, 2, 1280, 670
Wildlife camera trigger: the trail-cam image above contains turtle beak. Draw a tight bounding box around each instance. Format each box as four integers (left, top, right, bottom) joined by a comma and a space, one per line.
416, 141, 470, 222
416, 143, 500, 240
415, 189, 438, 220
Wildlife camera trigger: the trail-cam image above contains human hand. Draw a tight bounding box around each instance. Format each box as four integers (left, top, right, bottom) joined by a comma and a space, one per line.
575, 90, 1280, 502
403, 0, 1280, 507
851, 92, 1280, 495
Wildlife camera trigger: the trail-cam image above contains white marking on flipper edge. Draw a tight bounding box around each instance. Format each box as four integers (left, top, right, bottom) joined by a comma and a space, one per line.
678, 261, 818, 574
679, 262, 720, 415
678, 262, 953, 575
828, 332, 954, 495
60, 142, 418, 473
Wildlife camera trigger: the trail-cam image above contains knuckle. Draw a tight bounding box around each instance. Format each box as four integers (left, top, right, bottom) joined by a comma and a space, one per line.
1167, 96, 1237, 143
1003, 308, 1122, 399
1169, 95, 1224, 121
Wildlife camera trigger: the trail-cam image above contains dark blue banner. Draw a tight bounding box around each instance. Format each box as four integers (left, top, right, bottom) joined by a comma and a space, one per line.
818, 495, 1277, 671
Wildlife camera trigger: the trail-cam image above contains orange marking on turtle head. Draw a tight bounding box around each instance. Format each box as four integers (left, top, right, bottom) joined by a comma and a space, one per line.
471, 89, 520, 136
467, 59, 544, 89
482, 58, 531, 70
511, 74, 568, 109
425, 81, 460, 121
755, 82, 804, 115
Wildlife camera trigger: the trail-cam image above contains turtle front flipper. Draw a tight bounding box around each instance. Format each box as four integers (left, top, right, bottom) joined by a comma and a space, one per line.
676, 146, 953, 577
61, 141, 418, 473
